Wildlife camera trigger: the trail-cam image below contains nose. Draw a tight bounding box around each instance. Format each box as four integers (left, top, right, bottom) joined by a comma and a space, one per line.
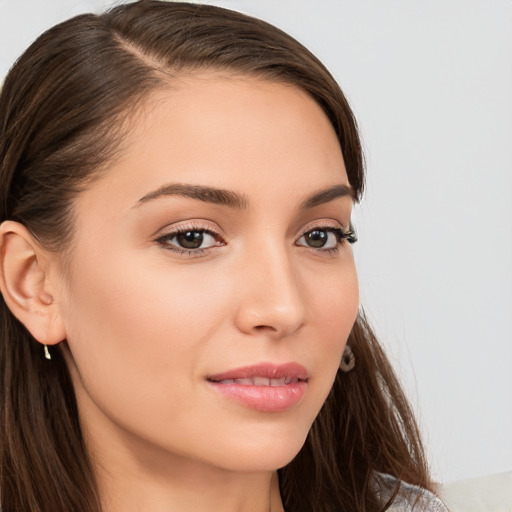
233, 245, 306, 338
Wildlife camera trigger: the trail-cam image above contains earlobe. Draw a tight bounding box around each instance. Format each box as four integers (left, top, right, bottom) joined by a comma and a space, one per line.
0, 221, 66, 346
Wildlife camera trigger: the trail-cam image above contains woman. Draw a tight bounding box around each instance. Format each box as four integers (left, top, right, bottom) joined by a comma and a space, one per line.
0, 2, 448, 511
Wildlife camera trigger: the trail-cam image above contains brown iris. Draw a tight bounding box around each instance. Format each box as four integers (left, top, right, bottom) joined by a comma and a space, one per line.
305, 229, 329, 248
176, 231, 204, 249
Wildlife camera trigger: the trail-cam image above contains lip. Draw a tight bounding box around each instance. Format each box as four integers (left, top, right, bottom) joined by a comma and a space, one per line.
207, 362, 308, 413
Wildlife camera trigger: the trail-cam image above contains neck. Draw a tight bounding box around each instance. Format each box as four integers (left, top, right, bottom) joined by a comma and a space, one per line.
99, 462, 282, 512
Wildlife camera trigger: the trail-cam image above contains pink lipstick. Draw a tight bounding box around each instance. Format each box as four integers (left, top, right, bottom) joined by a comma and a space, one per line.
207, 362, 308, 412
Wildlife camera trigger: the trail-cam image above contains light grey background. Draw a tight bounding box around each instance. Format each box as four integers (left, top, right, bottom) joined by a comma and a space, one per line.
1, 0, 511, 483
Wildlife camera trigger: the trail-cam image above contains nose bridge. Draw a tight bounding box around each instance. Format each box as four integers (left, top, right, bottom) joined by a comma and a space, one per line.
234, 238, 306, 336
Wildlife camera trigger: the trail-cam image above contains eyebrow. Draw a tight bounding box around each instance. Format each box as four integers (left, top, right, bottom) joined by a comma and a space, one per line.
299, 184, 355, 209
135, 182, 354, 209
137, 183, 249, 209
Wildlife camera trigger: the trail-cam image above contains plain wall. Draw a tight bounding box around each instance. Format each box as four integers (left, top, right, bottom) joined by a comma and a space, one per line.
1, 0, 511, 483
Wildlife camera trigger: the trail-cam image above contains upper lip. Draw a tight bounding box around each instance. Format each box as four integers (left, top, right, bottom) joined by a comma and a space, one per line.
207, 362, 309, 382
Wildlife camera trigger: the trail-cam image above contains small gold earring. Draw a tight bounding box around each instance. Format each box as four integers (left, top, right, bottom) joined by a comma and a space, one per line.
44, 344, 51, 360
339, 344, 355, 372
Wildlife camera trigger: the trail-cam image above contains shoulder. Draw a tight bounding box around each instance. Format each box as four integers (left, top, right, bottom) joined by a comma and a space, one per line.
374, 473, 449, 512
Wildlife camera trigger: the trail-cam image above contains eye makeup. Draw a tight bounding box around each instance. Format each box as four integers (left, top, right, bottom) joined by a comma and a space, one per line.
154, 219, 357, 258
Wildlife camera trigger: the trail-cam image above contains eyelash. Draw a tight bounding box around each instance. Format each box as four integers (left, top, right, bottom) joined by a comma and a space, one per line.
155, 222, 357, 257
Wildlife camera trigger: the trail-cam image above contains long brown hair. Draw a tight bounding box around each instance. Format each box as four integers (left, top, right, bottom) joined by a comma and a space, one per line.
0, 2, 432, 511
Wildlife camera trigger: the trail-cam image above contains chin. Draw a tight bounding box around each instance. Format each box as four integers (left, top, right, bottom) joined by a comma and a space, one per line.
200, 424, 311, 473
216, 448, 305, 473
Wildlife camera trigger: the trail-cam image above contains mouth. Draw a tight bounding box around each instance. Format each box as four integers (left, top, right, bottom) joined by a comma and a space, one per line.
212, 376, 304, 386
207, 362, 309, 412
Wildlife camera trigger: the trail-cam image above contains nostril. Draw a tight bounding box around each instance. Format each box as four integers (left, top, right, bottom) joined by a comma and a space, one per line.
253, 324, 278, 332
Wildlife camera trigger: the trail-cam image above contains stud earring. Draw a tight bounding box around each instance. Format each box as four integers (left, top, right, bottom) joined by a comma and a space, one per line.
339, 344, 355, 372
44, 344, 51, 360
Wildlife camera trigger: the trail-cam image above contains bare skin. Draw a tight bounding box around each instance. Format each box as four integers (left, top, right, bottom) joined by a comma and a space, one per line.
0, 73, 359, 511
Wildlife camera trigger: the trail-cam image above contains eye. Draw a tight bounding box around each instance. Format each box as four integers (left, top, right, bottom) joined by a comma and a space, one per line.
156, 227, 223, 254
296, 226, 357, 251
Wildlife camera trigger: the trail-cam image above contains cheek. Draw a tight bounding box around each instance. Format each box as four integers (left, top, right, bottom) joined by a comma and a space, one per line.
64, 249, 230, 351
59, 250, 233, 430
304, 256, 359, 346
297, 255, 359, 406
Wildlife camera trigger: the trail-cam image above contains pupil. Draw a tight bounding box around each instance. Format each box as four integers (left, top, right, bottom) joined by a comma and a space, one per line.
307, 230, 327, 248
177, 231, 203, 249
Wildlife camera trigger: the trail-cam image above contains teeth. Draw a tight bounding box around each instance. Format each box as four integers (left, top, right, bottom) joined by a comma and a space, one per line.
234, 378, 253, 385
217, 377, 299, 386
253, 377, 270, 386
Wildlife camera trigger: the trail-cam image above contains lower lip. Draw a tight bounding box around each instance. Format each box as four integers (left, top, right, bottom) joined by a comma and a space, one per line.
208, 381, 307, 412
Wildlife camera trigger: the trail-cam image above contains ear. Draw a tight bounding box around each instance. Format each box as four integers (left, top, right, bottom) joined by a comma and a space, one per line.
0, 221, 66, 345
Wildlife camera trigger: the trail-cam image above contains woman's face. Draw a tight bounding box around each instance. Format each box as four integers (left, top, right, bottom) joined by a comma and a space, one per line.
56, 73, 359, 473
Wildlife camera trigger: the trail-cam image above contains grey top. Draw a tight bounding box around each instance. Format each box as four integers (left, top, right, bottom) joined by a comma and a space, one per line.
376, 473, 449, 511
0, 474, 450, 511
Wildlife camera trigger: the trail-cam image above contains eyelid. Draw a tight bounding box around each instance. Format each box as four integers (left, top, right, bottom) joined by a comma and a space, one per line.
297, 218, 348, 236
153, 219, 223, 239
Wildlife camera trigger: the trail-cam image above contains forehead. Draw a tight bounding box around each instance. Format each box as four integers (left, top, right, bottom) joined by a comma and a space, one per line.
75, 72, 348, 215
